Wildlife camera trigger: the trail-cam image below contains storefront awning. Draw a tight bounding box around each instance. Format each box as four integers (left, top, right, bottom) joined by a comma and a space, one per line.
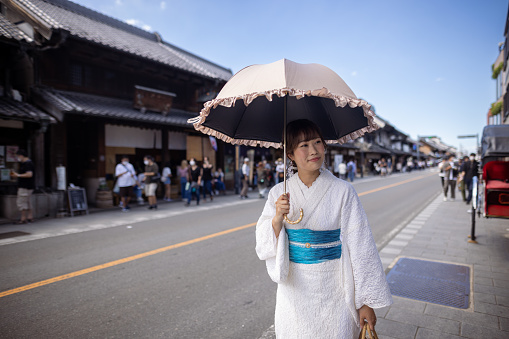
0, 96, 56, 125
32, 87, 198, 128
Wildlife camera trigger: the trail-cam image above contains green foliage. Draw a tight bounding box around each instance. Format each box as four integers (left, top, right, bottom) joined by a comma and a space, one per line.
491, 101, 503, 115
492, 62, 503, 79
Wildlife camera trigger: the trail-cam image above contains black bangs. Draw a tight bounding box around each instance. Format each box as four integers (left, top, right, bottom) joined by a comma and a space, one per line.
286, 119, 326, 155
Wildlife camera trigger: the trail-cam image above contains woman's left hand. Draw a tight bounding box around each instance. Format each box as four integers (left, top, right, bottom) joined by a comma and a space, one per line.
358, 305, 376, 330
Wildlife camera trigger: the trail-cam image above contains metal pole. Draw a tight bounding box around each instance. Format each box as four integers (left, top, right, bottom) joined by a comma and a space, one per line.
284, 95, 287, 194
468, 176, 478, 243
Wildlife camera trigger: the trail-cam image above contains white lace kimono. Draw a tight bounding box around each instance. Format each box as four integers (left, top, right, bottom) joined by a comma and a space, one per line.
255, 169, 392, 338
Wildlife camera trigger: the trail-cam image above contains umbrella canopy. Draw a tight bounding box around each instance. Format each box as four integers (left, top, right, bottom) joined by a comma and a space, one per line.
188, 59, 379, 148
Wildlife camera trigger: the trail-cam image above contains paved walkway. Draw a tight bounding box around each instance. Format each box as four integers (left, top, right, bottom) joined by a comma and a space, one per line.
259, 195, 509, 338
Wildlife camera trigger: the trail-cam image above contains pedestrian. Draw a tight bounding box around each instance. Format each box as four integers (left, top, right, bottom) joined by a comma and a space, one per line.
240, 157, 250, 199
202, 156, 214, 201
387, 157, 392, 175
214, 168, 226, 195
458, 157, 468, 202
347, 158, 356, 182
379, 158, 387, 177
465, 153, 479, 205
443, 155, 457, 201
275, 158, 284, 185
338, 161, 347, 180
178, 160, 189, 201
185, 158, 201, 206
438, 158, 446, 187
255, 119, 392, 338
161, 162, 173, 201
115, 155, 136, 212
10, 149, 35, 224
143, 155, 159, 210
257, 161, 268, 198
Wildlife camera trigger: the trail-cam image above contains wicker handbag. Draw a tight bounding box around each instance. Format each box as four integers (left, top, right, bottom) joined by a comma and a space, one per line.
358, 322, 379, 339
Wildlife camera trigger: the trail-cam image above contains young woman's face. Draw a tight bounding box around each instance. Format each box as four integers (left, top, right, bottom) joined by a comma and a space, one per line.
289, 135, 325, 174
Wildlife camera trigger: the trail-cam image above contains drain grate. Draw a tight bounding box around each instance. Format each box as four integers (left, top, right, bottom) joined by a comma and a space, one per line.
386, 258, 470, 309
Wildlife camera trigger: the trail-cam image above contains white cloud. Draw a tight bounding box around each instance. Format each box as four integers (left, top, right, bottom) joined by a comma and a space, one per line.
115, 0, 122, 6
160, 1, 166, 10
435, 77, 444, 82
125, 19, 152, 31
351, 71, 357, 77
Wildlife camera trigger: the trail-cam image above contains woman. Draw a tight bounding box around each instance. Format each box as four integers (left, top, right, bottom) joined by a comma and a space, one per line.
202, 156, 214, 201
255, 119, 392, 338
186, 158, 201, 206
214, 168, 226, 195
256, 161, 268, 198
178, 160, 189, 201
162, 162, 173, 201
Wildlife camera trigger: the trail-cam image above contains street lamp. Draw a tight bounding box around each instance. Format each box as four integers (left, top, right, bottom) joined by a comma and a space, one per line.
457, 134, 479, 155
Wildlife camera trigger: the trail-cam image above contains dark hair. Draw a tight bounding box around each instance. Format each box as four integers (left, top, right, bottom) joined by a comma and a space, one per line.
164, 161, 171, 167
121, 155, 129, 160
144, 155, 154, 161
16, 149, 27, 157
285, 119, 326, 158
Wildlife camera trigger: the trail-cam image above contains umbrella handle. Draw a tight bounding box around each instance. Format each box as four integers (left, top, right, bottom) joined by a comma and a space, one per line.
284, 208, 303, 225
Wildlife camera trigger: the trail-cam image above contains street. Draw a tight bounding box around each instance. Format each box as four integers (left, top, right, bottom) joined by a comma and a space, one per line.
0, 170, 441, 339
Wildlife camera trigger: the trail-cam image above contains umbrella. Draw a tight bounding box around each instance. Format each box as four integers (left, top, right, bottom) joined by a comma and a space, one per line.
188, 59, 379, 223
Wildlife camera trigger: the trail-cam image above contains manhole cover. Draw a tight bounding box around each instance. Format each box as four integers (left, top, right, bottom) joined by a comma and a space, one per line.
0, 231, 31, 240
386, 258, 470, 309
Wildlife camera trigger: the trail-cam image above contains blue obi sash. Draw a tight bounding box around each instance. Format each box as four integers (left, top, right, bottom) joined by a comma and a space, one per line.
286, 228, 342, 264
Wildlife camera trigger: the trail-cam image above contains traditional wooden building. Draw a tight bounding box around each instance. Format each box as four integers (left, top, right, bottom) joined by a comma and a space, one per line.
0, 0, 232, 217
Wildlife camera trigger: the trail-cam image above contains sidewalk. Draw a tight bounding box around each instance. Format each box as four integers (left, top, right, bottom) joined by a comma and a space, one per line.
259, 195, 509, 339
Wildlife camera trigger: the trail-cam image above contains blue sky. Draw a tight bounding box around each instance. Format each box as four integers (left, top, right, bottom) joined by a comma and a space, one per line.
73, 0, 507, 154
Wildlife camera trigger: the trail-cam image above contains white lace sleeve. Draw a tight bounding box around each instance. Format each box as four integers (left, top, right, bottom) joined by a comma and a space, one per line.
341, 185, 393, 310
255, 185, 289, 283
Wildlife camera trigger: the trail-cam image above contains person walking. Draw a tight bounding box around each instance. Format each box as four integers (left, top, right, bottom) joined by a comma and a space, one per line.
458, 157, 468, 202
240, 157, 250, 199
178, 160, 189, 201
115, 155, 136, 212
465, 153, 479, 205
338, 161, 347, 180
162, 162, 173, 201
202, 156, 214, 201
275, 158, 284, 185
143, 155, 159, 210
443, 155, 457, 201
347, 158, 356, 182
186, 158, 201, 206
10, 149, 35, 224
255, 119, 392, 338
257, 161, 268, 198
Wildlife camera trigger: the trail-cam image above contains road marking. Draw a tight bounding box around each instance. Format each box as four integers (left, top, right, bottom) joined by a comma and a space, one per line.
2, 172, 437, 298
0, 222, 256, 299
357, 173, 436, 197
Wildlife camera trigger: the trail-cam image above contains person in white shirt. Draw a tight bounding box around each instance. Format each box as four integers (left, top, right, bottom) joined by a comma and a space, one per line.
275, 158, 285, 184
338, 161, 347, 180
162, 162, 172, 201
115, 156, 136, 212
241, 157, 250, 199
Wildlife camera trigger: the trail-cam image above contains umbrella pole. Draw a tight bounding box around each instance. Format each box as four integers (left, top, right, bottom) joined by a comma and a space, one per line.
283, 94, 303, 225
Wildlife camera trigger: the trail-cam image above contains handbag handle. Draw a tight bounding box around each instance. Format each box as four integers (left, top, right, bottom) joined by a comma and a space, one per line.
358, 322, 379, 339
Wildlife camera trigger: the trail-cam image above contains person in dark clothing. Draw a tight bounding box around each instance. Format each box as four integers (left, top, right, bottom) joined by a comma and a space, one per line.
465, 153, 479, 204
186, 158, 201, 206
459, 157, 469, 202
10, 149, 35, 224
202, 156, 214, 201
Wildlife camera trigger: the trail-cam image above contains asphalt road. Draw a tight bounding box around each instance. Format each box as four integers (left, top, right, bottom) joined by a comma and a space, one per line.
0, 170, 442, 339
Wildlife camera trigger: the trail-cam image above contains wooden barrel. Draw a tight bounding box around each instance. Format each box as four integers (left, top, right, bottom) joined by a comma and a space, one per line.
95, 190, 114, 208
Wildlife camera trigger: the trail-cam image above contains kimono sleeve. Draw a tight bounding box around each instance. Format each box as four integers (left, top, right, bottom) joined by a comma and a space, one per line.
255, 185, 289, 283
341, 185, 393, 310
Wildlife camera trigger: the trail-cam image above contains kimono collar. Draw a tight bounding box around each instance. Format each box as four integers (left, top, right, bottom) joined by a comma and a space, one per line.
286, 169, 336, 226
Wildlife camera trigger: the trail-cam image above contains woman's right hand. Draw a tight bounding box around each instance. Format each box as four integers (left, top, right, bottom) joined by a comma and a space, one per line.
272, 193, 290, 237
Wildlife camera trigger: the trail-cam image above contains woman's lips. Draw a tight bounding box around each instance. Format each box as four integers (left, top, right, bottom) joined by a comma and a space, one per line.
309, 157, 321, 162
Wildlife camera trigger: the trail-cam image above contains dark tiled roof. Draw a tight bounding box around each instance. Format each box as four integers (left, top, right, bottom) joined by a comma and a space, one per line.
0, 96, 56, 123
34, 87, 198, 128
0, 13, 34, 42
365, 143, 392, 155
23, 0, 232, 81
329, 141, 359, 149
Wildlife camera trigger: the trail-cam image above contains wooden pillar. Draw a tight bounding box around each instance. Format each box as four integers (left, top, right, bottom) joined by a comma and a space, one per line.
161, 129, 169, 165
31, 130, 45, 188
97, 123, 106, 177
